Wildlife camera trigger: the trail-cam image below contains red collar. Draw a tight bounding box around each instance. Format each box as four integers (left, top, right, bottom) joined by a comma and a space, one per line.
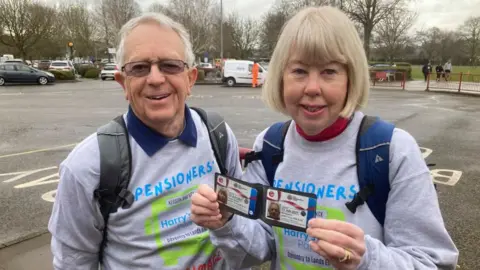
295, 117, 350, 141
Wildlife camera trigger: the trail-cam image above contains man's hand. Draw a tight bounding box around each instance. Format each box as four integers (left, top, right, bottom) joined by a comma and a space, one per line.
191, 184, 232, 230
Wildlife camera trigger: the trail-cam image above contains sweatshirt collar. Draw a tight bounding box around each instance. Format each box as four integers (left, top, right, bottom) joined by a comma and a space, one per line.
126, 105, 197, 156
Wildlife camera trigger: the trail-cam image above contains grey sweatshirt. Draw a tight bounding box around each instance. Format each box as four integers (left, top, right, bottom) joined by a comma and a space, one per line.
210, 111, 459, 270
48, 108, 244, 270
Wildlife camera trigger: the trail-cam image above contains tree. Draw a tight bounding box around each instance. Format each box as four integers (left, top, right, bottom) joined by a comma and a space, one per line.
161, 0, 218, 59
373, 4, 416, 61
226, 13, 260, 59
94, 0, 140, 49
60, 0, 97, 58
341, 0, 404, 59
416, 27, 462, 64
259, 0, 329, 57
459, 16, 480, 66
0, 0, 56, 59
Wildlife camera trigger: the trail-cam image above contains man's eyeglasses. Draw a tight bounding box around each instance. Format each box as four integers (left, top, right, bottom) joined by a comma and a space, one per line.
121, 59, 188, 77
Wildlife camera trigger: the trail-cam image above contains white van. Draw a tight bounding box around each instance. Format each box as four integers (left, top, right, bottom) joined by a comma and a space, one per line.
222, 60, 267, 87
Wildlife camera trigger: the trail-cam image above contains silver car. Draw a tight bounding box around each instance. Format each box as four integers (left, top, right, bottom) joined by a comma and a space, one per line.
100, 63, 118, 80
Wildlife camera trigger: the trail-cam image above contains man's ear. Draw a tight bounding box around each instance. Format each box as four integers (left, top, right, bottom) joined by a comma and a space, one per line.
114, 72, 128, 100
187, 67, 198, 91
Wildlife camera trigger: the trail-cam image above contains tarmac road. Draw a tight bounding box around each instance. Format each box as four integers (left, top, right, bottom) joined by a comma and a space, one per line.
0, 80, 479, 270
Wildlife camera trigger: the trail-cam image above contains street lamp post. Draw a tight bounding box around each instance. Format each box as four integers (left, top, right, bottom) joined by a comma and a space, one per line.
220, 0, 223, 60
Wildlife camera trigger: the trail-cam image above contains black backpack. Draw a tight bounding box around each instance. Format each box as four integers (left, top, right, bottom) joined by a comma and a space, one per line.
93, 107, 229, 264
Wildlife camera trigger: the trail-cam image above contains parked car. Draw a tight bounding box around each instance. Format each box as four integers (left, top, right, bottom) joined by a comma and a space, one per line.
0, 63, 56, 86
49, 60, 75, 73
38, 60, 51, 70
100, 63, 118, 80
222, 60, 267, 87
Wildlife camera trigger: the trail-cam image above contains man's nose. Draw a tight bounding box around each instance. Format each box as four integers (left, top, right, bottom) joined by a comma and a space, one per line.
146, 64, 166, 84
304, 72, 323, 96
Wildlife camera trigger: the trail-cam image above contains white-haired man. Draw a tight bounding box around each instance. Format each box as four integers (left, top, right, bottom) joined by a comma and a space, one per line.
48, 13, 244, 269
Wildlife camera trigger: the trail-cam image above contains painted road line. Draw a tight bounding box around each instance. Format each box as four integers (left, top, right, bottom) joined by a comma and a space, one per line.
0, 144, 77, 159
1, 167, 58, 183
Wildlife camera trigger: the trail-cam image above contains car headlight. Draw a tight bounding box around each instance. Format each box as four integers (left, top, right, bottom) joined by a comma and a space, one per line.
46, 72, 54, 77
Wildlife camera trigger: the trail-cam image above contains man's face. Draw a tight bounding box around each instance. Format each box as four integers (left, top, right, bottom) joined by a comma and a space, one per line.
115, 22, 197, 129
268, 203, 280, 220
218, 189, 227, 203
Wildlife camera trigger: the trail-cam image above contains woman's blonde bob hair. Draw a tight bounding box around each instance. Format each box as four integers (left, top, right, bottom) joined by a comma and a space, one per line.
262, 6, 370, 118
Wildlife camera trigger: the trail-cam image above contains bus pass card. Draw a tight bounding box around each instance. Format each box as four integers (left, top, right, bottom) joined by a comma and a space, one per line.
214, 173, 261, 219
261, 187, 317, 232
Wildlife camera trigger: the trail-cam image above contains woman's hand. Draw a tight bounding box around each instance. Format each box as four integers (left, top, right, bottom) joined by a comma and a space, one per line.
190, 184, 232, 230
306, 219, 366, 270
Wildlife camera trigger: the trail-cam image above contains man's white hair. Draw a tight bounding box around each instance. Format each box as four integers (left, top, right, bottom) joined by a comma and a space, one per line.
115, 12, 195, 69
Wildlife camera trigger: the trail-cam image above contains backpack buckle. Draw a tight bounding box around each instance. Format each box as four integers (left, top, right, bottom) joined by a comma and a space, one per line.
244, 151, 261, 167
345, 185, 374, 213
118, 188, 134, 209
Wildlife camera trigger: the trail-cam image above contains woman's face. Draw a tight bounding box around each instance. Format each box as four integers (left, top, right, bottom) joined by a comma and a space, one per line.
282, 59, 348, 135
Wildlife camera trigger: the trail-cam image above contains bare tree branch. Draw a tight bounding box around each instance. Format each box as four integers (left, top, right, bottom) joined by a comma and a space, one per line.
373, 4, 417, 60
459, 16, 480, 66
227, 13, 260, 59
341, 0, 405, 59
0, 0, 56, 59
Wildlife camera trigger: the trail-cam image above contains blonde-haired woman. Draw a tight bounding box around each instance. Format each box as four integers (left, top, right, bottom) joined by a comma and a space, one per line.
190, 6, 458, 270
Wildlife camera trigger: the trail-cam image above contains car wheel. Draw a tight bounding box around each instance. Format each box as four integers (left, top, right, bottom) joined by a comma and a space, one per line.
0, 77, 4, 86
227, 78, 235, 87
101, 77, 106, 81
38, 76, 48, 85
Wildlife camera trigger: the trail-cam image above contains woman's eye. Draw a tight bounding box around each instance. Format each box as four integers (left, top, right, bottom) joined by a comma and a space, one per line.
292, 68, 307, 75
323, 69, 337, 75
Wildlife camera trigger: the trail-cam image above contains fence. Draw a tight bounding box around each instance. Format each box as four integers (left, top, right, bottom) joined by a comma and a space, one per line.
370, 71, 406, 89
426, 72, 480, 93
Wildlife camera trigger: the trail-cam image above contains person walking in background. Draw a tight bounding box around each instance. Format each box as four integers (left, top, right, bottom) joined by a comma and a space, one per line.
422, 61, 430, 82
444, 60, 452, 81
252, 61, 259, 87
435, 63, 444, 82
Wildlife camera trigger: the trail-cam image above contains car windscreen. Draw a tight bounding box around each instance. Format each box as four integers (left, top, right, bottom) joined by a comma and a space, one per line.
51, 62, 67, 66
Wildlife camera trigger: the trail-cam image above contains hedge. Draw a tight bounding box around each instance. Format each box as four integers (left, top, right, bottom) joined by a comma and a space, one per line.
78, 65, 96, 77
50, 70, 75, 80
84, 68, 101, 79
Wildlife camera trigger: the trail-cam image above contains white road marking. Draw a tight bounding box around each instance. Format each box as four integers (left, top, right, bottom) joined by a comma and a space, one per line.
431, 169, 463, 186
0, 144, 77, 159
14, 173, 59, 189
41, 189, 56, 203
420, 147, 433, 159
1, 166, 58, 183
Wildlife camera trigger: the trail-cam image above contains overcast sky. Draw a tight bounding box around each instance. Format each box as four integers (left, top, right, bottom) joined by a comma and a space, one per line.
139, 0, 479, 32
46, 0, 479, 32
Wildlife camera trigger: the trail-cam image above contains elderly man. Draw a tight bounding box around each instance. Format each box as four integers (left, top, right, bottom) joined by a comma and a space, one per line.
48, 13, 243, 269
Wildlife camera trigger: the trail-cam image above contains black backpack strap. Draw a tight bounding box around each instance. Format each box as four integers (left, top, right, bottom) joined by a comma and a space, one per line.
190, 107, 228, 175
94, 115, 134, 264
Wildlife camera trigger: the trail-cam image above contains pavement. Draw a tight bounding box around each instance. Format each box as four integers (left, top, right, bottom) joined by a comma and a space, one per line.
0, 80, 479, 270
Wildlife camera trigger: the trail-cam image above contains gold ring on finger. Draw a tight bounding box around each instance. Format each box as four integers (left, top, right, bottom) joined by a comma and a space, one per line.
338, 248, 352, 263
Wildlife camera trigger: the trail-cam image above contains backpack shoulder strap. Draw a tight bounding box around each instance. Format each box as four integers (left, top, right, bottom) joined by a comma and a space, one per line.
190, 107, 228, 175
345, 115, 395, 226
94, 115, 134, 263
261, 120, 292, 186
